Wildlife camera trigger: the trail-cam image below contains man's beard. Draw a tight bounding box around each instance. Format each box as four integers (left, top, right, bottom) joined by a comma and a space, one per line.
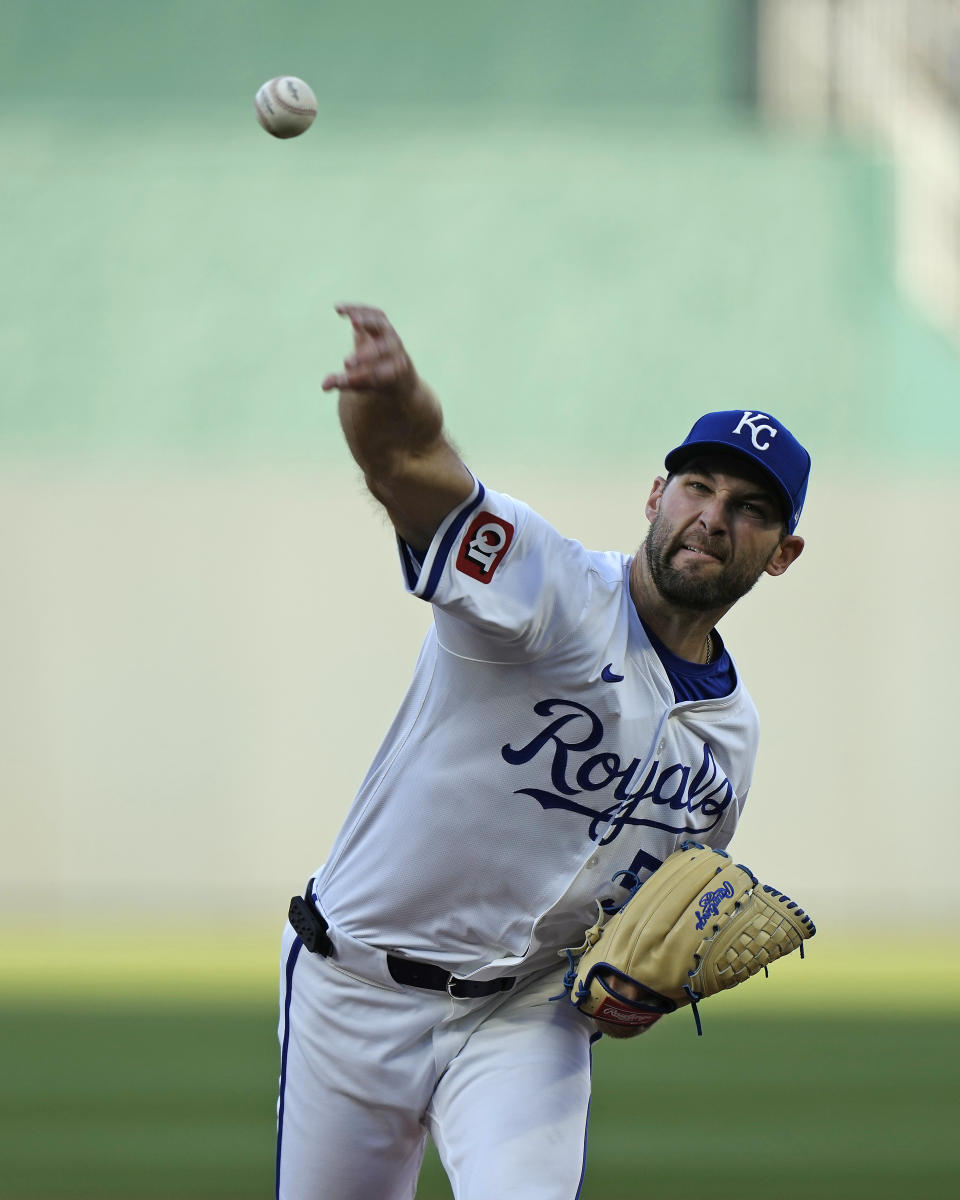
643, 512, 772, 611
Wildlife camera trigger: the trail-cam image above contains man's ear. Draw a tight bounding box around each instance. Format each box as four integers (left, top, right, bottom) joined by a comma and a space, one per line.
644, 476, 667, 523
764, 534, 804, 577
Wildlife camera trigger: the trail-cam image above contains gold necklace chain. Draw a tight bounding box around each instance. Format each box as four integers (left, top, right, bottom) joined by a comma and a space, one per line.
704, 632, 714, 665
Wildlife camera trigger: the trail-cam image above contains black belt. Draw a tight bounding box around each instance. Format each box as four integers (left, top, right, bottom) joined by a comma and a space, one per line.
288, 881, 516, 1000
386, 954, 515, 998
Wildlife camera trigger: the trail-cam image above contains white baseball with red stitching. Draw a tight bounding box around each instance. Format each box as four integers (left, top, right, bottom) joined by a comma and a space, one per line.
254, 76, 317, 139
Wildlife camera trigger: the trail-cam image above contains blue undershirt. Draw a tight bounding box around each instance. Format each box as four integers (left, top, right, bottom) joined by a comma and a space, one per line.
640, 619, 737, 703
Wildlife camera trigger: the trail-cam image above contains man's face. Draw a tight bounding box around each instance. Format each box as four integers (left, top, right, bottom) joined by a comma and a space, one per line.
643, 456, 796, 611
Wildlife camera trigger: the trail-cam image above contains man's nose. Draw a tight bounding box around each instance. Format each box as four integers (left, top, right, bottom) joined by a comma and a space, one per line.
697, 497, 729, 534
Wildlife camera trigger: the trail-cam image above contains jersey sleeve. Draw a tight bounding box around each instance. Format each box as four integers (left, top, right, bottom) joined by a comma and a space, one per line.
397, 477, 594, 663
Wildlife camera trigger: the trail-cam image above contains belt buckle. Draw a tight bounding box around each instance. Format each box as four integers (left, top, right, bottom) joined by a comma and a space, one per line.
446, 975, 464, 998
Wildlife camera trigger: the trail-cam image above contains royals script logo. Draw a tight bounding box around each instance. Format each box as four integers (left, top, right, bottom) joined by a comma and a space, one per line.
501, 699, 733, 843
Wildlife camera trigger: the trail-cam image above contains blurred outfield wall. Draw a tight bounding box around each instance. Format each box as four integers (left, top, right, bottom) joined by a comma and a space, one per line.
2, 1, 959, 932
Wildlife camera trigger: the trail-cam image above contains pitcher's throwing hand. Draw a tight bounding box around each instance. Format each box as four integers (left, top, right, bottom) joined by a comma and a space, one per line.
321, 304, 416, 395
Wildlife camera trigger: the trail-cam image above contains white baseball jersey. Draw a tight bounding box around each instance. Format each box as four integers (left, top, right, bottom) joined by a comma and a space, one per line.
315, 476, 759, 980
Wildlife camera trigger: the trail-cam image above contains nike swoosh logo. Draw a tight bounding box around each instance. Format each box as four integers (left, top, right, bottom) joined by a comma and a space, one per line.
601, 664, 624, 683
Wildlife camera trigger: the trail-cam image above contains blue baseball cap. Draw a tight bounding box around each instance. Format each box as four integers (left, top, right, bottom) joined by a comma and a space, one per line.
664, 410, 811, 533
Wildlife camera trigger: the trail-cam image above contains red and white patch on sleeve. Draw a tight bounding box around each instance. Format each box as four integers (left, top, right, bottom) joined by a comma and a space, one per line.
456, 511, 515, 583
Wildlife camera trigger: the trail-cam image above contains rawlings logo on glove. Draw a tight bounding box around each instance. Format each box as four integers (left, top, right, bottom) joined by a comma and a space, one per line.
557, 840, 816, 1036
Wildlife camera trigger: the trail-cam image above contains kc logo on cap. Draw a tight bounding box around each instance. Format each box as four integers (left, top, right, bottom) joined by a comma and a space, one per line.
731, 411, 779, 452
664, 409, 811, 533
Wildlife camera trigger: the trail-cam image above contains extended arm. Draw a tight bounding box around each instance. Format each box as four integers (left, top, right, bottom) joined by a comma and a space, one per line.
321, 304, 475, 552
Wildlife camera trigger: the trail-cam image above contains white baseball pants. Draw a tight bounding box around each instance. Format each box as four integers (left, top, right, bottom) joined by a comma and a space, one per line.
275, 918, 599, 1200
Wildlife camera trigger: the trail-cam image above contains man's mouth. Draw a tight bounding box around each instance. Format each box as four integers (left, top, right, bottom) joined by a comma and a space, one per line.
676, 542, 723, 563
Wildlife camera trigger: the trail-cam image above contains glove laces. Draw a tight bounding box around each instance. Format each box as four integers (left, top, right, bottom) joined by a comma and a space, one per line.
682, 984, 704, 1036
549, 948, 580, 1002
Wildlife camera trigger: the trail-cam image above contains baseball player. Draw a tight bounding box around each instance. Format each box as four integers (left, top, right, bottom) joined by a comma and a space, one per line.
275, 304, 810, 1200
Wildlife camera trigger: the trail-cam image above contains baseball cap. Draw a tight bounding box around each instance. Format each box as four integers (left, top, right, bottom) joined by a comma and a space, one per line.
664, 410, 811, 533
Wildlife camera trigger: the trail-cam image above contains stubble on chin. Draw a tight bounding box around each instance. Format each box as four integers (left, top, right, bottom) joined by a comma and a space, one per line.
643, 520, 765, 612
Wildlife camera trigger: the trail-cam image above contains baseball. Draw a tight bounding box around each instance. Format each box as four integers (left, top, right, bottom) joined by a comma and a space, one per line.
254, 76, 318, 139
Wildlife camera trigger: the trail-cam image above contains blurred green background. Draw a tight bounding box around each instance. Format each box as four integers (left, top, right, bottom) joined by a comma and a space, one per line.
3, 1, 960, 1197
4, 0, 959, 463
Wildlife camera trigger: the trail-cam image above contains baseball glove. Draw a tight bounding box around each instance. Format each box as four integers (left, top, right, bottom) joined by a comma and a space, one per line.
559, 840, 816, 1036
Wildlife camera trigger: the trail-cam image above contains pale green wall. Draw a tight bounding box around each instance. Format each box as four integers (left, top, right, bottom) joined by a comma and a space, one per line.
4, 0, 958, 463
2, 0, 757, 108
2, 113, 925, 462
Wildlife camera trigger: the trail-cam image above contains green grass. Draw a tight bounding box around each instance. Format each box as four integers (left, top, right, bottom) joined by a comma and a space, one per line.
0, 1004, 278, 1199
582, 1012, 960, 1199
1, 1000, 957, 1199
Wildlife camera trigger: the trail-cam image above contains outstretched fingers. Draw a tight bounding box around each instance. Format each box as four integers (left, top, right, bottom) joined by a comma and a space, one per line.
334, 302, 391, 330
321, 303, 412, 392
